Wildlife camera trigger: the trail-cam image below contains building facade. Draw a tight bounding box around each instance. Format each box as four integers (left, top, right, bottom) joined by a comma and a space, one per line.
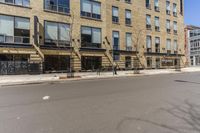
185, 26, 200, 66
0, 0, 185, 74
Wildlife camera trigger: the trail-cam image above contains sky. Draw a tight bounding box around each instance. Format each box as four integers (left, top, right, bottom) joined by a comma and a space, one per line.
184, 0, 200, 26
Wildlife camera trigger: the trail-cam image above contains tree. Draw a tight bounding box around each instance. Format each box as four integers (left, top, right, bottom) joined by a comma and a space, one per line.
131, 10, 146, 74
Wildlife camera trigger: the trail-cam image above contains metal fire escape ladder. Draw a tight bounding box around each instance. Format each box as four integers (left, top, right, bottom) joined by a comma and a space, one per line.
136, 53, 145, 69
33, 16, 44, 62
72, 39, 81, 60
32, 43, 44, 60
104, 37, 115, 66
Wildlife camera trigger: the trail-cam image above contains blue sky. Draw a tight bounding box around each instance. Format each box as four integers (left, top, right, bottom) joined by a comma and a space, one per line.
185, 0, 200, 26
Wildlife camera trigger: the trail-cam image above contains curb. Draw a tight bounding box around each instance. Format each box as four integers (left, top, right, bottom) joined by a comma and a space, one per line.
0, 69, 200, 87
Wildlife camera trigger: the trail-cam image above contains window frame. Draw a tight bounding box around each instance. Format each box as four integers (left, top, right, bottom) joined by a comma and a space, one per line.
81, 26, 102, 48
112, 6, 119, 23
125, 9, 132, 26
125, 32, 132, 51
112, 31, 120, 50
80, 0, 101, 20
0, 14, 30, 44
44, 20, 71, 47
44, 0, 70, 15
0, 0, 30, 7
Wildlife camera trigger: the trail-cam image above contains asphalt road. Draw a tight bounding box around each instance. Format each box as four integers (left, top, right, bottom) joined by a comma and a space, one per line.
1, 72, 200, 133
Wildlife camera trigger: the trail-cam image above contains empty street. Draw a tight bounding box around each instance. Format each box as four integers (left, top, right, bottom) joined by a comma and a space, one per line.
1, 72, 200, 133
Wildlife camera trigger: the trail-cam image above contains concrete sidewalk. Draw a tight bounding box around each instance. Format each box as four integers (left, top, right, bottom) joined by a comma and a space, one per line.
1, 67, 200, 86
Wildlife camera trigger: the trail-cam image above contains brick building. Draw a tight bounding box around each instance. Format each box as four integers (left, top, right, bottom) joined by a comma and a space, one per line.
0, 0, 185, 74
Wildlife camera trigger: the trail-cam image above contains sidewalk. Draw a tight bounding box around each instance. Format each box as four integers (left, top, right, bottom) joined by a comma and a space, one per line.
1, 67, 200, 86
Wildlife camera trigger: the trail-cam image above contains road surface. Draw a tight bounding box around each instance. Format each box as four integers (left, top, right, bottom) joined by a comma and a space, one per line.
0, 72, 200, 133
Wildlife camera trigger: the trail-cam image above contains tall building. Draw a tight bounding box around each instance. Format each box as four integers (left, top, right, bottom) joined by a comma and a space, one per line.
0, 0, 185, 74
185, 25, 200, 66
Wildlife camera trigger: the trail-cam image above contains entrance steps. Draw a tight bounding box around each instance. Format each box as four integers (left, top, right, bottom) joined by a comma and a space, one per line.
30, 52, 43, 63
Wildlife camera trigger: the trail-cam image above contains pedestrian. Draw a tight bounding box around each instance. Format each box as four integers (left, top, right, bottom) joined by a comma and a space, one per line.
114, 65, 117, 75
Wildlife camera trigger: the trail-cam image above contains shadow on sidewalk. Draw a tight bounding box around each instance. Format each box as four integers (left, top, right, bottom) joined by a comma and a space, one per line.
116, 100, 200, 133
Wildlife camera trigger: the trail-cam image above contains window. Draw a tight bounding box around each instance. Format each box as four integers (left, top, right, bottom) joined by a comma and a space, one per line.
155, 17, 160, 31
146, 0, 151, 9
126, 33, 132, 51
44, 0, 70, 14
147, 57, 152, 67
154, 0, 159, 11
0, 15, 30, 44
0, 0, 30, 7
174, 40, 178, 52
146, 35, 152, 52
166, 19, 171, 33
81, 56, 102, 71
125, 56, 132, 69
113, 52, 120, 61
45, 21, 70, 46
112, 6, 119, 23
15, 0, 30, 6
173, 21, 177, 34
146, 15, 151, 29
125, 10, 131, 25
125, 0, 131, 4
155, 37, 160, 53
173, 3, 177, 17
166, 0, 170, 15
113, 31, 120, 50
81, 0, 101, 20
0, 15, 14, 43
81, 26, 101, 48
14, 17, 30, 43
166, 39, 171, 52
180, 0, 183, 15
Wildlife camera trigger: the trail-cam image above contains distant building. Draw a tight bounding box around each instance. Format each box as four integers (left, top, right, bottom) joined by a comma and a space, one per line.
185, 25, 200, 66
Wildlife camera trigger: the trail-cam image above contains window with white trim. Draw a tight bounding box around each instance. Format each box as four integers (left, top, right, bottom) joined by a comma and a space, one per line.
0, 15, 30, 44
